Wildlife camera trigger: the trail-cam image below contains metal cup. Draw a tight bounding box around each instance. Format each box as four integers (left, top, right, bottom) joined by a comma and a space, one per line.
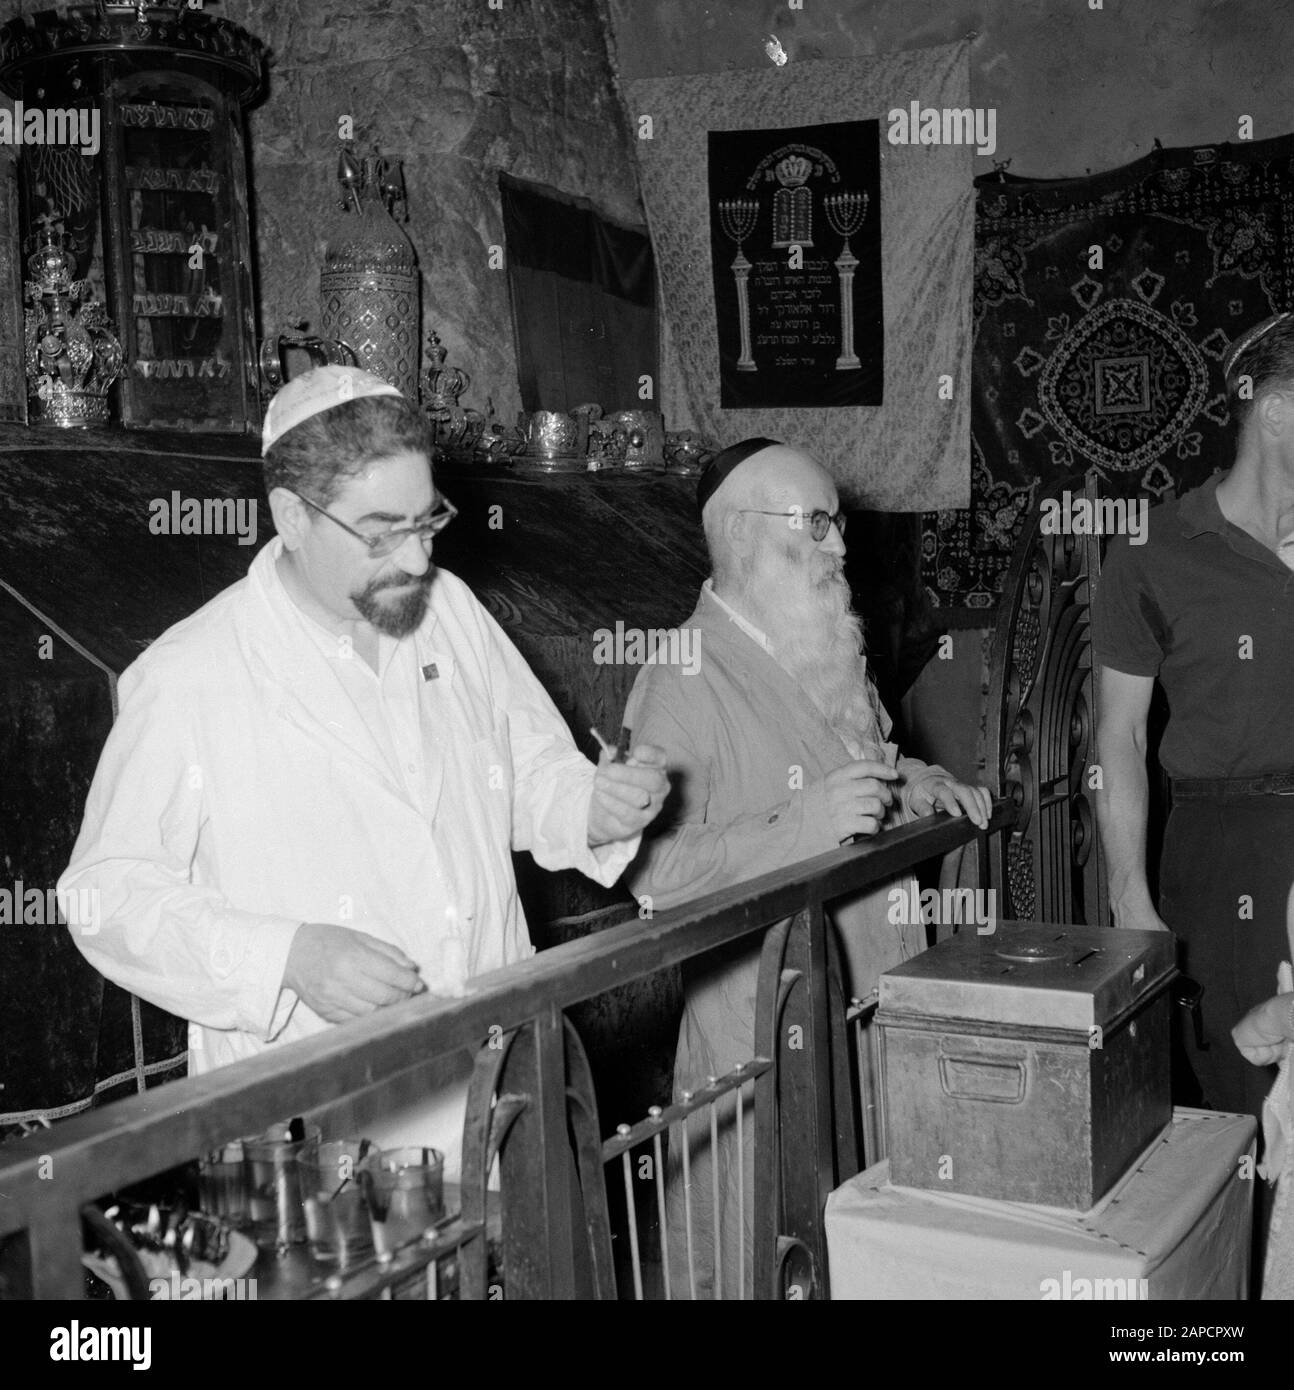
609, 410, 665, 471
303, 1139, 376, 1266
364, 1146, 445, 1260
524, 410, 580, 460
197, 1140, 249, 1227
242, 1121, 321, 1250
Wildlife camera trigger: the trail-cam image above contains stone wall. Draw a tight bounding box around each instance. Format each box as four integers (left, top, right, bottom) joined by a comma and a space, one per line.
604, 0, 1294, 179
1, 0, 642, 423
217, 0, 642, 424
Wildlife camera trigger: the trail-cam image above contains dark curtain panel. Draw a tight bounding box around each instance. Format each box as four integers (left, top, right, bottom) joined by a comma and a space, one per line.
0, 588, 186, 1141
499, 172, 657, 414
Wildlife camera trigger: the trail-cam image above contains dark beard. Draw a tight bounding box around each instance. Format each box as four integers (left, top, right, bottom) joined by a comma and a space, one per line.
351, 571, 434, 637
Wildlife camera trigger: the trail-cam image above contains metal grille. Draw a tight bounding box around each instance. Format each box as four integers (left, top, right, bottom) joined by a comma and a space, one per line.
602, 1061, 770, 1299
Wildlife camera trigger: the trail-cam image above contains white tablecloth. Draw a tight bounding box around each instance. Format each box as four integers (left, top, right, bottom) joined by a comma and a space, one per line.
826, 1108, 1255, 1300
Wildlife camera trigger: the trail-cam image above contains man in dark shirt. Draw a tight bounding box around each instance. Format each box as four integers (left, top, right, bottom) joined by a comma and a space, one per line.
1094, 311, 1294, 1121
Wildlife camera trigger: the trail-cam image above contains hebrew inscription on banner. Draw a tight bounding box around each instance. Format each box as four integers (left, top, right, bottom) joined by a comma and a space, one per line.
708, 119, 881, 409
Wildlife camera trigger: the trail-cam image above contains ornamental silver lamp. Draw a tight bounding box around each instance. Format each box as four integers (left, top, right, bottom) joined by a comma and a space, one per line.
319, 147, 421, 397
23, 215, 123, 426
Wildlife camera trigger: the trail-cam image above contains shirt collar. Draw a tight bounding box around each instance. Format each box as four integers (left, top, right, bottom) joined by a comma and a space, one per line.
1177, 472, 1227, 539
702, 578, 774, 655
1179, 470, 1294, 570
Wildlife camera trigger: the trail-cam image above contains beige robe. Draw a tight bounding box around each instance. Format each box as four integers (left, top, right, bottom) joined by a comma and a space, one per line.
623, 585, 948, 1298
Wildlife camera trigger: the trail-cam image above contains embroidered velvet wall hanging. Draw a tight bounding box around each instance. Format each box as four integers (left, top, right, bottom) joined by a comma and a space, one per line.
707, 119, 882, 409
922, 135, 1294, 623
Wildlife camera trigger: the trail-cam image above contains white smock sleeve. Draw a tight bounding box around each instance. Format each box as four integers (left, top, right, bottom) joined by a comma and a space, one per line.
59, 651, 303, 1042
472, 599, 640, 885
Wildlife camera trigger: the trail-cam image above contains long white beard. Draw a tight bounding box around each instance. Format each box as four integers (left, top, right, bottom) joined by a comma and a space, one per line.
740, 541, 882, 751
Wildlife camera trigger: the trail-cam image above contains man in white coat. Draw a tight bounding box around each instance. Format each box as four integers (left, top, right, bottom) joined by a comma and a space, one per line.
60, 366, 667, 1175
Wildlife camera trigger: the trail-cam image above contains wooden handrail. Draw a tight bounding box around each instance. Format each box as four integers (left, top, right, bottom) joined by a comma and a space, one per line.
0, 800, 1013, 1297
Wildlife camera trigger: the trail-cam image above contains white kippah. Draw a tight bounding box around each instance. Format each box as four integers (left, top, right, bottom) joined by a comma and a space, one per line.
261, 364, 404, 456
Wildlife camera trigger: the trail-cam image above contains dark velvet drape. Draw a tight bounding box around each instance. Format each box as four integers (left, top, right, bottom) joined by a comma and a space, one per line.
500, 171, 657, 415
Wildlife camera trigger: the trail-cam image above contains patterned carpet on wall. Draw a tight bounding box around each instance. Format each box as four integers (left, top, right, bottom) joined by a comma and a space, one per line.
922, 135, 1294, 623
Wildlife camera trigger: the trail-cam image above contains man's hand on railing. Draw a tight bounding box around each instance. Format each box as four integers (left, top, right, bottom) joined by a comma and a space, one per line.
814, 759, 899, 842
283, 922, 426, 1023
587, 743, 669, 847
907, 776, 993, 830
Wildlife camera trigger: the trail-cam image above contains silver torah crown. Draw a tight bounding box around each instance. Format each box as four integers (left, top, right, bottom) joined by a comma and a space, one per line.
23, 218, 124, 427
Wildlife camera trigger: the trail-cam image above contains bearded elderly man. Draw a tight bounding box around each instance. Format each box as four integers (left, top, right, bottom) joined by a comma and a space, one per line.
623, 437, 991, 1299
60, 366, 667, 1176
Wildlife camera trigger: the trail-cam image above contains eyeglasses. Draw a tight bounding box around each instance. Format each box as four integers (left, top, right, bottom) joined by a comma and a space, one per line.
292, 491, 457, 557
737, 508, 847, 542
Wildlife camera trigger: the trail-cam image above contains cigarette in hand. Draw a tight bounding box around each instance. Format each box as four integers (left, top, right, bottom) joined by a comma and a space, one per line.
589, 725, 620, 762
591, 725, 638, 766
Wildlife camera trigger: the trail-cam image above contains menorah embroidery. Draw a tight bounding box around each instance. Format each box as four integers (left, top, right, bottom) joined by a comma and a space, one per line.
824, 191, 869, 371
718, 197, 759, 373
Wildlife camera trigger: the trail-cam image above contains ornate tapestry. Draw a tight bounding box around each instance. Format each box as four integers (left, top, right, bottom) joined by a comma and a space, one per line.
922, 135, 1294, 622
623, 41, 973, 511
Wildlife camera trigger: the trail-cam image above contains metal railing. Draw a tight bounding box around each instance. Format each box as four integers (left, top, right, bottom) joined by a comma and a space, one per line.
0, 801, 1011, 1300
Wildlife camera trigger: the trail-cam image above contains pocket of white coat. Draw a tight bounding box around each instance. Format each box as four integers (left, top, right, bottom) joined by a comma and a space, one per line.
467, 715, 514, 806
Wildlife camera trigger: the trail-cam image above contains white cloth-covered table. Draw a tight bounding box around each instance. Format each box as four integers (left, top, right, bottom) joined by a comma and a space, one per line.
826, 1108, 1255, 1300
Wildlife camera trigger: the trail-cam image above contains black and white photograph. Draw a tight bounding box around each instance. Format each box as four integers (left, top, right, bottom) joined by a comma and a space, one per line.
0, 0, 1291, 1358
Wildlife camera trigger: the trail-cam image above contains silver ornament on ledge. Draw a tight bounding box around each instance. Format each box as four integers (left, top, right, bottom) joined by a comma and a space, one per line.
23, 214, 124, 427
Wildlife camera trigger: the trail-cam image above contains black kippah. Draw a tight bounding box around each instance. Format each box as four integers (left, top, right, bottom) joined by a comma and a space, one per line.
696, 437, 781, 517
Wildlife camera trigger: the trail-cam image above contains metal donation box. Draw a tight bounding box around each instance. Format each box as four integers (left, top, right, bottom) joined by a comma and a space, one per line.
877, 923, 1176, 1210
0, 4, 267, 431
